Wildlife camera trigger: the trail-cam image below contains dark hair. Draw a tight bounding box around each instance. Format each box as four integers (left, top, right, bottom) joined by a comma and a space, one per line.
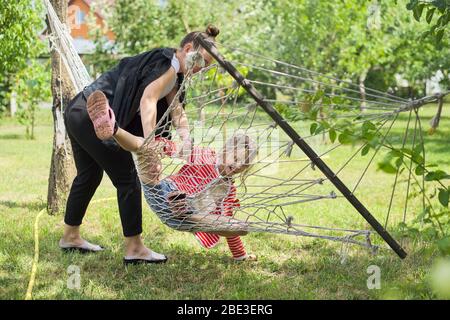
180, 24, 220, 49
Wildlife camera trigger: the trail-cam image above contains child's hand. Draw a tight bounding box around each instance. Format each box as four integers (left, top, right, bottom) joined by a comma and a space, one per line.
167, 191, 189, 217
177, 138, 192, 161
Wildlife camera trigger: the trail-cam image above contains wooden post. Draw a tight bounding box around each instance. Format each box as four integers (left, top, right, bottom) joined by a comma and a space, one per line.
46, 0, 76, 215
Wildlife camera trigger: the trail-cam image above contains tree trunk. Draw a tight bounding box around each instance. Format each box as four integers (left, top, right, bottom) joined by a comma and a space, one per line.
10, 90, 17, 117
46, 0, 76, 215
359, 69, 368, 112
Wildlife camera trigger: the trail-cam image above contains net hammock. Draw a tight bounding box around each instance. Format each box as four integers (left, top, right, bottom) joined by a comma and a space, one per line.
43, 0, 448, 258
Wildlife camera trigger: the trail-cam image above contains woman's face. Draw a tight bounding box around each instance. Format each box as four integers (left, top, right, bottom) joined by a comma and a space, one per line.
195, 48, 213, 73
182, 43, 213, 74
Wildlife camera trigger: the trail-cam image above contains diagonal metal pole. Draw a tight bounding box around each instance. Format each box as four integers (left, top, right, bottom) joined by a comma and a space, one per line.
198, 36, 407, 259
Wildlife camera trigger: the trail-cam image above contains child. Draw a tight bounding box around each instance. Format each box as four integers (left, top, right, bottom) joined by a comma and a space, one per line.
87, 90, 257, 262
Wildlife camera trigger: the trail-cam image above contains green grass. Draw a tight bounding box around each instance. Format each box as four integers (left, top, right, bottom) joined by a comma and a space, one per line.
0, 104, 449, 300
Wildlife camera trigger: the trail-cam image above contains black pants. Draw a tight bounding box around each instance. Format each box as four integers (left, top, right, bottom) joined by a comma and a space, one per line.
63, 92, 143, 237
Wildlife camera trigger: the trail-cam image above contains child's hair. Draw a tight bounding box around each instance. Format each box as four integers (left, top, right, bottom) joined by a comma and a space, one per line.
222, 133, 257, 192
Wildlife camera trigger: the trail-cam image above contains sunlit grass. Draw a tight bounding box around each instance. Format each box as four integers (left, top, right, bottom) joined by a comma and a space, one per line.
0, 104, 448, 299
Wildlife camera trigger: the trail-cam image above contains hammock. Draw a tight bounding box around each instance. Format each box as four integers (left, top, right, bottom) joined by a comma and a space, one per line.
43, 0, 92, 92
43, 0, 448, 259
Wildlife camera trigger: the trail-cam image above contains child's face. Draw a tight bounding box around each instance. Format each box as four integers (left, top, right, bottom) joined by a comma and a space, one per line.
218, 148, 251, 176
218, 134, 255, 177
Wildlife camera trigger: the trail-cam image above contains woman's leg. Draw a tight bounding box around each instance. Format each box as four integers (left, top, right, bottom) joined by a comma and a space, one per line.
63, 94, 104, 249
63, 130, 104, 244
64, 93, 165, 260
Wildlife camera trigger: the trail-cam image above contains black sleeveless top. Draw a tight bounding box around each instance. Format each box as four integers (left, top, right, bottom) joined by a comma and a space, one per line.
83, 47, 185, 138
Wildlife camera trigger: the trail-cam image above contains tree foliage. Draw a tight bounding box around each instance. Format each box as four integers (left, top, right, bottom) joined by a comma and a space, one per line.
15, 60, 51, 139
0, 0, 46, 116
405, 0, 450, 45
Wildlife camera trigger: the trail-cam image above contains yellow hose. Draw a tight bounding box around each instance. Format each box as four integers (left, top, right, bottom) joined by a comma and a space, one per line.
24, 209, 45, 300
24, 197, 115, 300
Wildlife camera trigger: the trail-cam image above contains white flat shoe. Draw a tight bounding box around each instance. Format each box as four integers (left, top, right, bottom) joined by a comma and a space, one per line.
59, 238, 104, 253
123, 250, 168, 265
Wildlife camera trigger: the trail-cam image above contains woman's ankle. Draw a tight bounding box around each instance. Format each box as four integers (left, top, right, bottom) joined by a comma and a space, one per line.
63, 225, 82, 242
124, 235, 147, 255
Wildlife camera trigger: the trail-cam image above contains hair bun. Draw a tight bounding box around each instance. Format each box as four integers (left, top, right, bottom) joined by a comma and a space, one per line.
206, 24, 220, 37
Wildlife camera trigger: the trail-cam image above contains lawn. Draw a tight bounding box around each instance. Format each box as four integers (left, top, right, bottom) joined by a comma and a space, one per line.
0, 102, 449, 300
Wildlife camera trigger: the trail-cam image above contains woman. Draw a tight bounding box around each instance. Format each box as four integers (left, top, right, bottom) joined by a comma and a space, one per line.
85, 90, 257, 261
59, 25, 219, 264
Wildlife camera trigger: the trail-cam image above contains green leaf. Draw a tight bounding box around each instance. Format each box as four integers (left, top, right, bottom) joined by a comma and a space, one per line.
362, 120, 376, 133
387, 149, 403, 159
438, 188, 449, 207
395, 156, 404, 168
426, 7, 436, 23
431, 0, 447, 11
436, 28, 445, 44
437, 236, 450, 255
413, 3, 425, 21
415, 165, 425, 175
425, 170, 450, 181
401, 148, 412, 156
310, 123, 318, 135
338, 133, 352, 144
413, 144, 423, 155
378, 162, 397, 174
420, 30, 431, 40
411, 152, 424, 165
329, 128, 337, 143
361, 144, 371, 156
406, 0, 418, 11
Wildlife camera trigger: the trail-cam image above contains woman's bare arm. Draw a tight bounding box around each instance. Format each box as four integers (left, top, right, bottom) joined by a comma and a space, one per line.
167, 88, 190, 141
140, 68, 177, 138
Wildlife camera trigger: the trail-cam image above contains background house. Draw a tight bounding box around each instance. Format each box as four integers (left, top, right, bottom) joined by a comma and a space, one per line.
67, 0, 115, 55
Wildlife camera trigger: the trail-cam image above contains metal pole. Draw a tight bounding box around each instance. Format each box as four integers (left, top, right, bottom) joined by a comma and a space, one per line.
198, 36, 407, 259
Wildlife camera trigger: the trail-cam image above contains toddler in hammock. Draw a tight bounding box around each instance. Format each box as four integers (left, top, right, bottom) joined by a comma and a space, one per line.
87, 90, 257, 261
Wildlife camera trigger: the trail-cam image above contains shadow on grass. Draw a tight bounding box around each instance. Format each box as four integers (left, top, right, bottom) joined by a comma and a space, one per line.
0, 134, 24, 140
0, 200, 46, 212
0, 211, 436, 300
26, 233, 422, 299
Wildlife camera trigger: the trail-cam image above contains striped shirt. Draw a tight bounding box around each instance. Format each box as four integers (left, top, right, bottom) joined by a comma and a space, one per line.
158, 137, 247, 258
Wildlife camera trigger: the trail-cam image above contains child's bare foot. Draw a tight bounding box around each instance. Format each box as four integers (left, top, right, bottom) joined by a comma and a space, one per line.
234, 253, 257, 262
87, 90, 116, 140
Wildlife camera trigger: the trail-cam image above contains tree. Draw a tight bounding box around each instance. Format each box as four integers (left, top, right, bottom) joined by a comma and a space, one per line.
46, 0, 76, 215
0, 0, 43, 116
15, 60, 51, 139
